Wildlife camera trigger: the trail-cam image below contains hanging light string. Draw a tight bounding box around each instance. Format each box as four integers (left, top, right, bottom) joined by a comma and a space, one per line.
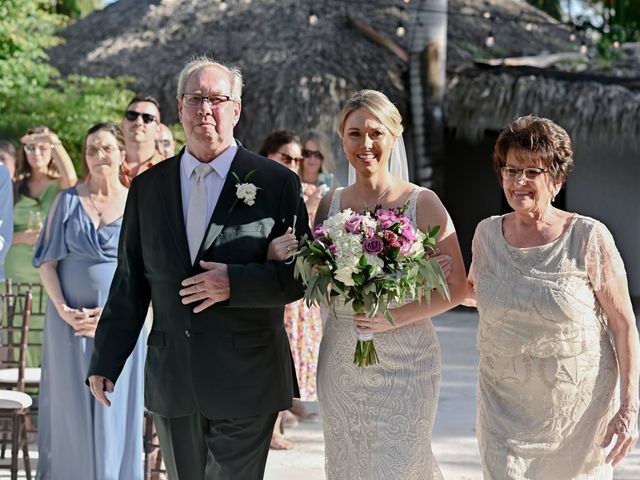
307, 0, 616, 52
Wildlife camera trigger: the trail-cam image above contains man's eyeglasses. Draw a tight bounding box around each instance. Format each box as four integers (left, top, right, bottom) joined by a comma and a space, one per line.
277, 151, 302, 166
181, 93, 235, 108
86, 145, 119, 157
302, 149, 324, 161
124, 111, 157, 124
157, 139, 173, 148
500, 166, 549, 180
24, 144, 51, 153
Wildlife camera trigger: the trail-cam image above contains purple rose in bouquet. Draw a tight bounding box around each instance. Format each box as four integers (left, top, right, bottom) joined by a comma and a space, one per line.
363, 236, 384, 255
344, 215, 364, 234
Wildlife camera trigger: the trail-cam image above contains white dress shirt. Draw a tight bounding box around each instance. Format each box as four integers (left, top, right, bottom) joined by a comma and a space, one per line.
180, 141, 238, 229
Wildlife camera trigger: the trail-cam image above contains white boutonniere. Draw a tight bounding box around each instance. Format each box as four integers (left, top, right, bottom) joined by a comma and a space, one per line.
229, 170, 260, 213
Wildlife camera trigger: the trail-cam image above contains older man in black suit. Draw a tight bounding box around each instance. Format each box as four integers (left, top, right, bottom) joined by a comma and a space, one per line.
88, 57, 308, 480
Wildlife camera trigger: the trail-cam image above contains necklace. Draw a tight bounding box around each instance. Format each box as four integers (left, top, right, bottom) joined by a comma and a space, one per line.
87, 192, 103, 218
357, 181, 394, 211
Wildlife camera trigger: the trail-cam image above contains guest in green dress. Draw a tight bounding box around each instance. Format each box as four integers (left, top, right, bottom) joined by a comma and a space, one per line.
4, 126, 77, 367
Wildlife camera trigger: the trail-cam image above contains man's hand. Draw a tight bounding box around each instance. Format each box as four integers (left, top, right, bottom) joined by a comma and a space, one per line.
180, 261, 230, 313
88, 375, 115, 408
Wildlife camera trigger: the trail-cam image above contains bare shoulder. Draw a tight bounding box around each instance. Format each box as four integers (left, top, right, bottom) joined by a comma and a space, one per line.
415, 186, 452, 235
314, 190, 335, 228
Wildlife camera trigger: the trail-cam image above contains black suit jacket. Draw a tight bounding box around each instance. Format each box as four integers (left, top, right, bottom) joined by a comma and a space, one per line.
88, 146, 309, 419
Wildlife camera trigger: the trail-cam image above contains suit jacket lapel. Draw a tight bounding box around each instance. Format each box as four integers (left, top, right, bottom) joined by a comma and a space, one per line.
156, 152, 192, 271
194, 148, 255, 265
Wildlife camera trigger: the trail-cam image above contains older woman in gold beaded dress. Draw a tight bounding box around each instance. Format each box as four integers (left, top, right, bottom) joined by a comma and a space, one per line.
467, 116, 640, 479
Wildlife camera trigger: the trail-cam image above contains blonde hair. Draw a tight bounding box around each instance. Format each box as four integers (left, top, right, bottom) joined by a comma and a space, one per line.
176, 55, 243, 101
338, 90, 403, 138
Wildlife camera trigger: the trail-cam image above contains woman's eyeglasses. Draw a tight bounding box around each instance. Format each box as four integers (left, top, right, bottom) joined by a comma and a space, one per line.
277, 152, 302, 166
302, 149, 324, 160
24, 144, 51, 153
124, 111, 157, 124
500, 166, 549, 180
86, 145, 119, 156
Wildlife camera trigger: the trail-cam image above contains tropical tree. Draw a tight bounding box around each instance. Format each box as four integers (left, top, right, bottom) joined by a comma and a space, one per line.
0, 0, 133, 168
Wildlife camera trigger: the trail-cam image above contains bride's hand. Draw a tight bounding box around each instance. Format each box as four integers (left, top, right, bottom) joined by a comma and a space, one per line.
267, 227, 298, 261
353, 312, 395, 334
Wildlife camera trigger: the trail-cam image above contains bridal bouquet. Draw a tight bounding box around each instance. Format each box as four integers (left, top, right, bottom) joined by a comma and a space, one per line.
294, 205, 450, 367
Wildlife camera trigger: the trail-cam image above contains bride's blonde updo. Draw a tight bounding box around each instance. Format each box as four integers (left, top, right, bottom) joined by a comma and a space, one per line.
337, 90, 403, 139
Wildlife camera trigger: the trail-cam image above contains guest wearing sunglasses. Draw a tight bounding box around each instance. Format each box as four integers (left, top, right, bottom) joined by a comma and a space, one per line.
4, 126, 77, 366
119, 95, 164, 187
300, 130, 338, 223
259, 130, 324, 449
156, 123, 176, 160
467, 116, 639, 478
258, 129, 302, 172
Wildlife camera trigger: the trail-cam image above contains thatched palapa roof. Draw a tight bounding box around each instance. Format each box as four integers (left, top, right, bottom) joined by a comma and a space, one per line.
50, 0, 640, 153
50, 0, 409, 164
445, 0, 640, 145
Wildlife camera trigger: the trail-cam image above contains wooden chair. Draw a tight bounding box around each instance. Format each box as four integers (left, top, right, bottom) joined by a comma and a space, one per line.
2, 280, 43, 445
0, 291, 34, 480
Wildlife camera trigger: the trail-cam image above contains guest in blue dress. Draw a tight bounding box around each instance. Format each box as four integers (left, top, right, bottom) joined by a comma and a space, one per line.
33, 123, 145, 480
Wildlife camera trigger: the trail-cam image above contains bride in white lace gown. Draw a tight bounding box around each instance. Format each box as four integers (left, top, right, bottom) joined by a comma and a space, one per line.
312, 90, 467, 479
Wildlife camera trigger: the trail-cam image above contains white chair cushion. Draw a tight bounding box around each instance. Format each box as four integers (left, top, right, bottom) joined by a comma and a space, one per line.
0, 390, 32, 409
0, 367, 41, 385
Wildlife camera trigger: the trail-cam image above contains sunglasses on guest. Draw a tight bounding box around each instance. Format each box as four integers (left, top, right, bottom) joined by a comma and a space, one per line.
276, 151, 302, 166
124, 111, 157, 124
302, 149, 324, 160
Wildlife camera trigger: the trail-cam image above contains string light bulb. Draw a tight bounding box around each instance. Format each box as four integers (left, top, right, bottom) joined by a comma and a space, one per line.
483, 11, 491, 20
613, 36, 620, 49
308, 11, 318, 26
569, 32, 577, 42
485, 31, 495, 48
396, 23, 406, 37
403, 0, 411, 3
219, 0, 228, 11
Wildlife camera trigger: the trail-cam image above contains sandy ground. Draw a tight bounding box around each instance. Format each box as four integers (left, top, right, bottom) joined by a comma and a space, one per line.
265, 309, 640, 480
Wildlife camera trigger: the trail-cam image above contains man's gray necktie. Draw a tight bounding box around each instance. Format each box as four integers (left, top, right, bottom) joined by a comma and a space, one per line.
187, 164, 213, 263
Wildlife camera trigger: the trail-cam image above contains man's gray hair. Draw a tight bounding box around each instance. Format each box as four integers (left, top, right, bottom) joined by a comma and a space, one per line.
176, 56, 243, 101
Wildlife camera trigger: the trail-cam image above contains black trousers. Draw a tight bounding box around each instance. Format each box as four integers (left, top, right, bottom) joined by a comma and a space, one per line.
153, 411, 278, 480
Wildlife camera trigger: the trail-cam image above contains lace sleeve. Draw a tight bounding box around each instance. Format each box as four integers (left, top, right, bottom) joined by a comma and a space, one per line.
585, 220, 627, 292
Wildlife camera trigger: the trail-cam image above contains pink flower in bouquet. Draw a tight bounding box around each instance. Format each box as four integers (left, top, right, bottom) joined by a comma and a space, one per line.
398, 237, 413, 256
365, 226, 376, 238
376, 209, 399, 229
328, 244, 337, 255
398, 215, 410, 225
400, 224, 417, 242
363, 236, 384, 255
383, 230, 401, 248
314, 224, 330, 239
345, 215, 364, 234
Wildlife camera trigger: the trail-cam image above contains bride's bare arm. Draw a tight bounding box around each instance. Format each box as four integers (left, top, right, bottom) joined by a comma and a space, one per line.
313, 190, 334, 230
389, 189, 466, 323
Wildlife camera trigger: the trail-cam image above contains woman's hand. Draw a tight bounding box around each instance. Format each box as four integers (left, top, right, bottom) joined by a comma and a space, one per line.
13, 230, 40, 246
267, 227, 298, 261
74, 307, 103, 338
56, 303, 88, 330
432, 252, 452, 279
602, 406, 639, 466
353, 311, 395, 334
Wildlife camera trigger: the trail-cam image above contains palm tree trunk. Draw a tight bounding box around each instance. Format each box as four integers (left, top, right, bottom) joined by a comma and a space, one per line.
410, 0, 447, 193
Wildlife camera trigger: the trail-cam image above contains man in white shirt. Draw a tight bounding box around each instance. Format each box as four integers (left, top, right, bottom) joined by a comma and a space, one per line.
88, 57, 309, 480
